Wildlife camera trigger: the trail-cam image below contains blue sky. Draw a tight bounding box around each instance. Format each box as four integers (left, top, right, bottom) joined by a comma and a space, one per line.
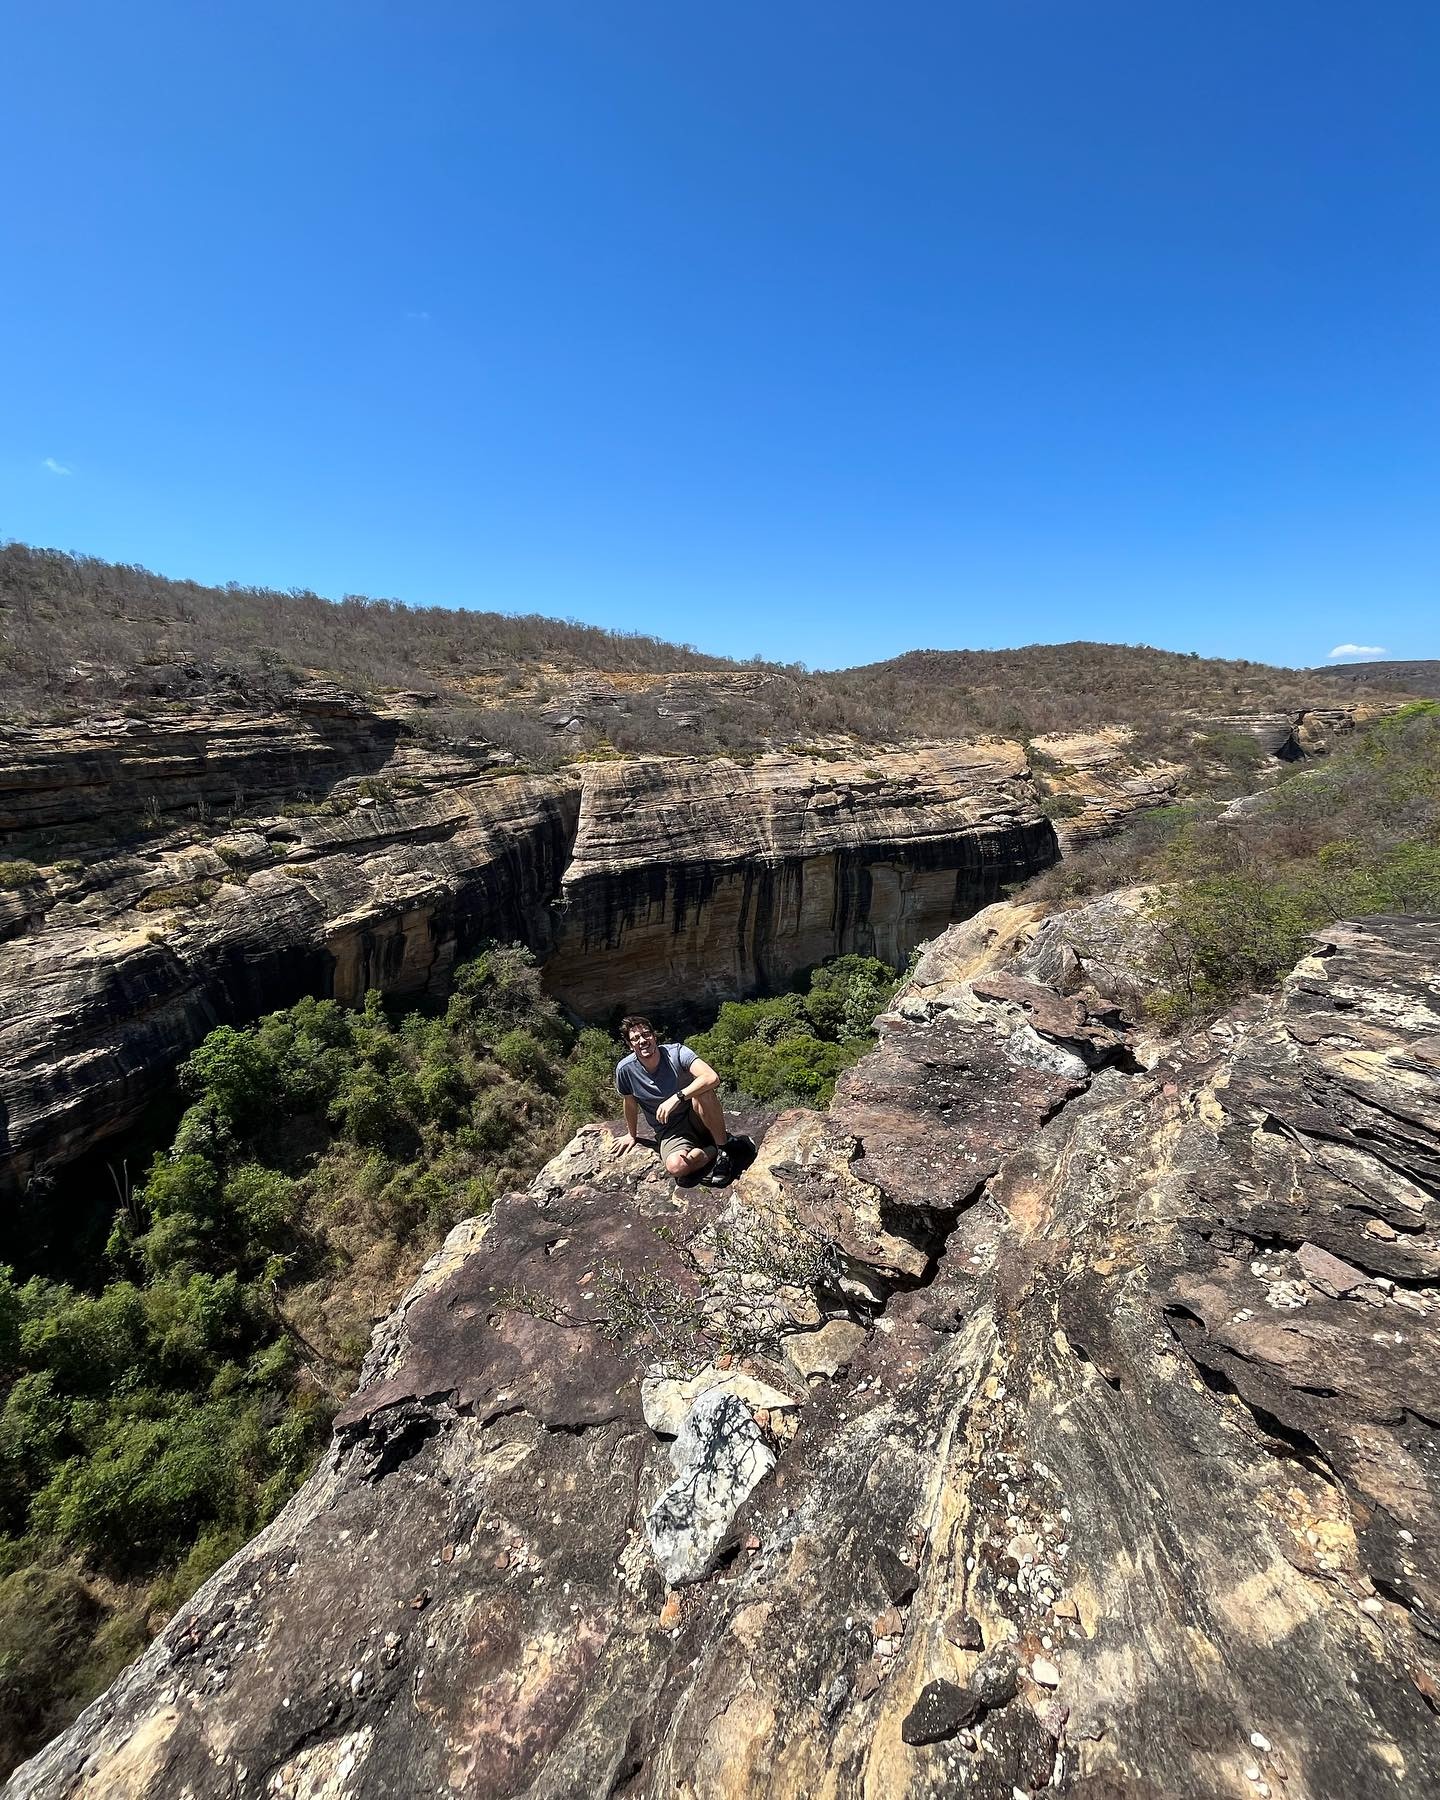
2, 1, 1436, 669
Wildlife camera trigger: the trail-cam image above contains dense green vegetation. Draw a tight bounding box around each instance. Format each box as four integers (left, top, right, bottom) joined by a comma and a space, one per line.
0, 944, 615, 1774
691, 954, 901, 1107
1025, 702, 1440, 1024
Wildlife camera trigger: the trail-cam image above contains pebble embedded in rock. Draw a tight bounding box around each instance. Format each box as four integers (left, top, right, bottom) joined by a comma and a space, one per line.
901, 1679, 980, 1745
821, 1675, 849, 1724
1030, 1656, 1061, 1687
945, 1611, 985, 1650
875, 1544, 921, 1605
969, 1646, 1020, 1710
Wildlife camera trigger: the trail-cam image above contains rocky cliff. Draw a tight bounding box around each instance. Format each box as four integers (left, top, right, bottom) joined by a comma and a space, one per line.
0, 724, 1056, 1199
12, 908, 1436, 1799
544, 742, 1052, 1015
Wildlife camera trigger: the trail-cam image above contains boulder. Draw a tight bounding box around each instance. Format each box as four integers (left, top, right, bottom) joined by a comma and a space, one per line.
645, 1390, 776, 1585
640, 1364, 801, 1437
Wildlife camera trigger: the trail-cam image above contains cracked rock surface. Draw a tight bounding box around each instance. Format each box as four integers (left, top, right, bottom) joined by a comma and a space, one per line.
9, 910, 1439, 1799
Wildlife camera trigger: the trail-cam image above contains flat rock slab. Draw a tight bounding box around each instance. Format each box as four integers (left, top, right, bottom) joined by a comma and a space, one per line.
832, 1011, 1084, 1213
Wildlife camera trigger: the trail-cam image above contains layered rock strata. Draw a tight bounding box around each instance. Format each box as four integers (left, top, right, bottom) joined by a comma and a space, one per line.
0, 739, 1054, 1198
0, 770, 580, 1195
0, 698, 1381, 1200
13, 911, 1437, 1799
0, 691, 427, 840
1026, 728, 1183, 847
544, 742, 1054, 1015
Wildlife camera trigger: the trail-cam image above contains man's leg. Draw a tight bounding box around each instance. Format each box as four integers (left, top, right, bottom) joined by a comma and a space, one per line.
664, 1143, 714, 1180
694, 1090, 729, 1149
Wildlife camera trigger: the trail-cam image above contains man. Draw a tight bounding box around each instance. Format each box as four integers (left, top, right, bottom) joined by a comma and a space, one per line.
615, 1014, 732, 1185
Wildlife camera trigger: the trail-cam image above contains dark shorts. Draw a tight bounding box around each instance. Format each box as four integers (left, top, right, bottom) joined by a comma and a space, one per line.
656, 1107, 713, 1165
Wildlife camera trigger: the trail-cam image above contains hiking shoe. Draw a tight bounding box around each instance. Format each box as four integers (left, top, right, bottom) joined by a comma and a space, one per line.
723, 1134, 758, 1173
705, 1148, 734, 1187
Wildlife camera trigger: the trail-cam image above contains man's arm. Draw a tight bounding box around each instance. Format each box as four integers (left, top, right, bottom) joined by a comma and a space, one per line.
655, 1053, 720, 1124
621, 1094, 640, 1145
684, 1056, 720, 1097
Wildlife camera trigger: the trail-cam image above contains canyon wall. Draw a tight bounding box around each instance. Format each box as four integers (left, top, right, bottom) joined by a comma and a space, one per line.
0, 764, 581, 1199
0, 688, 414, 840
0, 699, 1376, 1199
12, 911, 1436, 1799
0, 726, 1054, 1199
543, 743, 1055, 1016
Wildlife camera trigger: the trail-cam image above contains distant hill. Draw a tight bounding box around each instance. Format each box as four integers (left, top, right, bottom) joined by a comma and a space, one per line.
2, 544, 1419, 751
0, 542, 734, 717
1308, 659, 1440, 697
813, 643, 1409, 742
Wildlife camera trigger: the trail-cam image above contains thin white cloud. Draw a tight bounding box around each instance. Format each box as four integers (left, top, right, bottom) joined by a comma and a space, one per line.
41, 456, 72, 476
1327, 643, 1388, 659
404, 309, 432, 323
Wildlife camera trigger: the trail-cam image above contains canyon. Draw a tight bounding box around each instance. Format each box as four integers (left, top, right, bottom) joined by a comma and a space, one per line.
0, 707, 1051, 1203
0, 695, 1370, 1205
9, 901, 1436, 1798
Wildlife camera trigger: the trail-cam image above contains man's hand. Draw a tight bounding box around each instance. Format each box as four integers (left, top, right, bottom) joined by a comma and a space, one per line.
656, 1093, 683, 1126
617, 1129, 637, 1149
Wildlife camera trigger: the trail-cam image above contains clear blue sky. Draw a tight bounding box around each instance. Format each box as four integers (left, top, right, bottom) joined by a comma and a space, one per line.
2, 1, 1436, 669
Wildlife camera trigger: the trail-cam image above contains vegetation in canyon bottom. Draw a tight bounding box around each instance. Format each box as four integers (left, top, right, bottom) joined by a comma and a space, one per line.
0, 943, 898, 1775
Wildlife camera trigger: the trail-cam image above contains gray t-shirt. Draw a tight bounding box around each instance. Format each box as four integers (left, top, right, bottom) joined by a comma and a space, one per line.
616, 1043, 697, 1135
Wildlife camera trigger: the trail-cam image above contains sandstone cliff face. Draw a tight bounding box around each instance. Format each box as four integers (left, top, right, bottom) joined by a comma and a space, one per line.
0, 691, 420, 840
13, 912, 1436, 1799
544, 743, 1055, 1016
0, 769, 581, 1195
0, 731, 1054, 1198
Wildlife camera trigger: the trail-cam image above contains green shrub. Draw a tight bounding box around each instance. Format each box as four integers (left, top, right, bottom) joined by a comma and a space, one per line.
179, 1028, 277, 1126
135, 880, 219, 912
328, 1066, 408, 1147
494, 1028, 557, 1087
0, 1565, 101, 1773
1138, 707, 1440, 1023
30, 1397, 265, 1570
691, 954, 899, 1108
729, 1035, 864, 1105
0, 862, 42, 890
564, 1028, 620, 1122
801, 955, 899, 1039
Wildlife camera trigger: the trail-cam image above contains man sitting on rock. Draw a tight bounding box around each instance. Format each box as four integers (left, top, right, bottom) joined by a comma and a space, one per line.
616, 1015, 733, 1186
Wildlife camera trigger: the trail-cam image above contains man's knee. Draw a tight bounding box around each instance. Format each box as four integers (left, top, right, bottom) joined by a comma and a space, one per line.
664, 1150, 692, 1176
